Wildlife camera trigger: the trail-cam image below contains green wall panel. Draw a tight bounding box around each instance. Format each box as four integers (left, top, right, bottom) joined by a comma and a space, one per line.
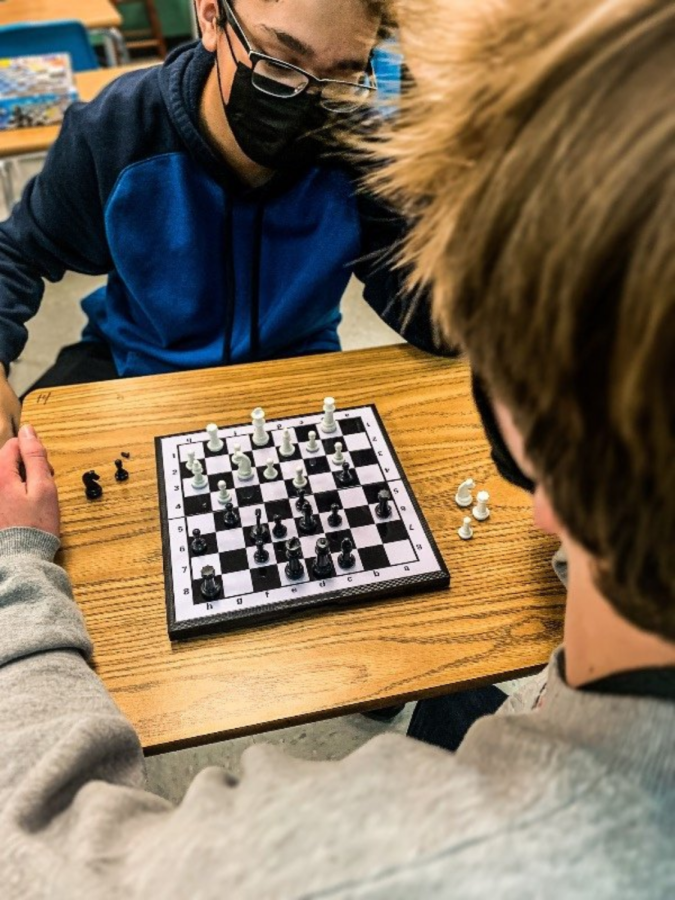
120, 0, 193, 40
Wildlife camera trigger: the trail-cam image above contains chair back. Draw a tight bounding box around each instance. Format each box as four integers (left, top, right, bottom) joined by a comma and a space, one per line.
0, 21, 99, 72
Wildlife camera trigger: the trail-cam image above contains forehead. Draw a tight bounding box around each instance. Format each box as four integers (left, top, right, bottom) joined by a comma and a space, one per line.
241, 0, 380, 65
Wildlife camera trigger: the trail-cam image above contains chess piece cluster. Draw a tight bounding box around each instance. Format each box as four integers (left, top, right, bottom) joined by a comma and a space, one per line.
455, 478, 492, 540
82, 457, 131, 501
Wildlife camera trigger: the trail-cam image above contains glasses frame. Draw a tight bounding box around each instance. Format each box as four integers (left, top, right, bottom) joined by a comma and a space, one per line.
219, 0, 377, 108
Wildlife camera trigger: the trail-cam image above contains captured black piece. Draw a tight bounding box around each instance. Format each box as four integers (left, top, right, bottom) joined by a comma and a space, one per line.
222, 501, 240, 529
253, 538, 269, 564
312, 537, 334, 578
250, 508, 268, 541
272, 513, 287, 539
337, 537, 355, 570
82, 470, 103, 500
200, 565, 221, 601
337, 460, 353, 486
284, 537, 305, 580
190, 528, 208, 555
375, 488, 392, 519
327, 503, 342, 527
295, 488, 307, 511
297, 500, 317, 535
114, 458, 129, 482
121, 451, 131, 459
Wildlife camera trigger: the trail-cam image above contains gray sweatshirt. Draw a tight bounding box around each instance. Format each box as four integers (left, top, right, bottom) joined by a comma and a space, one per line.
1, 528, 673, 899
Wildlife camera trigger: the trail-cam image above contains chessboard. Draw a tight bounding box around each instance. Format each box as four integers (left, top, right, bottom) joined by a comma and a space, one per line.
155, 403, 449, 639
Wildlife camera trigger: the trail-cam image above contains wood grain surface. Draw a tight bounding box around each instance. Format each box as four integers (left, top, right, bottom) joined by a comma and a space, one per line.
0, 0, 121, 30
0, 65, 154, 158
23, 346, 565, 754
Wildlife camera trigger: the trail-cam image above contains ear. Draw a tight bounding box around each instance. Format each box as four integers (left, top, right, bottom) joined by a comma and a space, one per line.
533, 483, 562, 536
195, 0, 222, 53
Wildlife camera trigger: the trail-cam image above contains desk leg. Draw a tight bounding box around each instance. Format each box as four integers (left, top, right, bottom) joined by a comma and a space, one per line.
92, 28, 131, 66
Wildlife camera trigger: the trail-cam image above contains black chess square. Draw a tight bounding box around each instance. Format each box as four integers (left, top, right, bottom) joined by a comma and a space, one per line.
338, 417, 365, 435
219, 548, 249, 573
204, 443, 228, 458
350, 448, 378, 468
313, 489, 342, 513
187, 530, 218, 557
234, 485, 264, 507
293, 423, 317, 443
362, 482, 389, 504
244, 522, 272, 548
325, 528, 353, 552
358, 545, 389, 571
332, 468, 360, 490
304, 455, 330, 475
273, 539, 301, 564
183, 494, 213, 517
294, 512, 324, 538
191, 576, 223, 605
208, 471, 234, 493
251, 565, 283, 593
345, 505, 375, 528
377, 519, 409, 543
284, 478, 313, 499
264, 498, 294, 521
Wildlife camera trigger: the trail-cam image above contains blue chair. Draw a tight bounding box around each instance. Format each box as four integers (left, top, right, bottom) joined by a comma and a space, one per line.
372, 40, 403, 115
0, 20, 99, 72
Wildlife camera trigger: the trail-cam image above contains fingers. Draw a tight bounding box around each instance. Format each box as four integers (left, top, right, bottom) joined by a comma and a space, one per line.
18, 424, 55, 496
0, 436, 21, 487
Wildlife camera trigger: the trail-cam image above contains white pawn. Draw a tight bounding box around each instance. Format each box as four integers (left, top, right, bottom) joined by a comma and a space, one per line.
293, 464, 307, 489
206, 423, 223, 453
458, 516, 474, 540
217, 480, 231, 505
231, 442, 243, 466
235, 453, 253, 481
251, 407, 268, 447
263, 458, 278, 480
455, 478, 476, 508
320, 396, 337, 433
306, 430, 319, 453
191, 460, 207, 489
473, 490, 490, 521
186, 450, 197, 473
332, 441, 344, 465
279, 428, 295, 458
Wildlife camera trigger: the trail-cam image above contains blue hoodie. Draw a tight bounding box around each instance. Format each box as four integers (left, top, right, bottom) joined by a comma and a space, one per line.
0, 43, 438, 377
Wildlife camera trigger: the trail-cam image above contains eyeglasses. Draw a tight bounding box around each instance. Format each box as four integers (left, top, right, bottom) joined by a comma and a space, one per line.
219, 0, 377, 112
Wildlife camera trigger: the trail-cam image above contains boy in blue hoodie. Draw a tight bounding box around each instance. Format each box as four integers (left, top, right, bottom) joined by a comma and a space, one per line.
0, 0, 436, 445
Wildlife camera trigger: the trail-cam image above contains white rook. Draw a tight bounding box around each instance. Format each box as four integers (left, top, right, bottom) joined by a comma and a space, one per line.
320, 396, 337, 433
473, 490, 490, 521
251, 407, 268, 447
206, 423, 223, 453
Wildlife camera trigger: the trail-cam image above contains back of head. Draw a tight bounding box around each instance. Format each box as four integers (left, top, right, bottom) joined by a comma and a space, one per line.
375, 0, 675, 636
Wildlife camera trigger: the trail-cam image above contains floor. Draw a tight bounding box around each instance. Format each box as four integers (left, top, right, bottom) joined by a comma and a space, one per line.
3, 159, 520, 805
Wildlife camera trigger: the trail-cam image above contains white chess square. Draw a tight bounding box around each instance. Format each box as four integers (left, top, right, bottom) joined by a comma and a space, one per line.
385, 540, 417, 565
210, 490, 239, 512
272, 518, 299, 542
308, 472, 336, 493
299, 534, 322, 558
246, 545, 273, 568
279, 458, 305, 481
260, 479, 290, 502
225, 435, 252, 455
342, 432, 371, 452
350, 524, 381, 549
232, 469, 260, 489
239, 505, 267, 528
204, 455, 232, 475
332, 551, 365, 576
185, 512, 216, 534
319, 510, 345, 532
277, 561, 310, 587
271, 426, 299, 447
370, 501, 400, 523
339, 486, 368, 509
299, 439, 323, 459
179, 442, 205, 464
182, 476, 210, 497
190, 552, 220, 581
216, 529, 247, 553
221, 569, 254, 598
252, 446, 280, 467
356, 464, 384, 485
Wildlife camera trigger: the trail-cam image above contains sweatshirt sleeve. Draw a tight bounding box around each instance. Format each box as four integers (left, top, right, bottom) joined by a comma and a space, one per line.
0, 102, 112, 368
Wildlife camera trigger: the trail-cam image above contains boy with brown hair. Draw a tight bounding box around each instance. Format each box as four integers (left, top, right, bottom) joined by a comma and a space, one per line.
0, 0, 673, 896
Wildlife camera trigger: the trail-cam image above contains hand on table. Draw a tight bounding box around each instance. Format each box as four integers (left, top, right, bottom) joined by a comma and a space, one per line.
0, 369, 21, 447
0, 424, 60, 537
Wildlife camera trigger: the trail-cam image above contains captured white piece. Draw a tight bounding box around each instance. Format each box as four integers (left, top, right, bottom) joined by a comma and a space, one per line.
455, 478, 476, 508
251, 407, 268, 447
206, 423, 223, 453
331, 441, 344, 465
191, 460, 207, 489
279, 428, 295, 458
458, 516, 474, 540
320, 396, 337, 433
293, 464, 308, 489
263, 458, 278, 480
306, 430, 319, 453
217, 480, 231, 505
473, 490, 491, 521
235, 452, 254, 481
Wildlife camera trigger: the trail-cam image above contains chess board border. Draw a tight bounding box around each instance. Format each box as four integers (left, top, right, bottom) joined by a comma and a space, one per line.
155, 405, 450, 639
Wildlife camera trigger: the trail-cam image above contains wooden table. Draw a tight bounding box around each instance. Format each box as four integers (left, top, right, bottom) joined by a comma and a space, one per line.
0, 65, 155, 158
23, 346, 565, 755
0, 0, 121, 30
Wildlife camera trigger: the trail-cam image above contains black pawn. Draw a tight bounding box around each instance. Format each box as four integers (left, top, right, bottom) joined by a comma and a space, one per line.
200, 565, 221, 601
82, 470, 103, 500
284, 537, 305, 580
254, 538, 269, 564
114, 458, 129, 482
222, 501, 240, 529
337, 537, 355, 570
327, 503, 342, 528
337, 460, 353, 486
312, 537, 334, 578
272, 514, 287, 539
298, 500, 317, 535
375, 488, 392, 519
251, 508, 268, 541
191, 528, 208, 555
295, 488, 307, 511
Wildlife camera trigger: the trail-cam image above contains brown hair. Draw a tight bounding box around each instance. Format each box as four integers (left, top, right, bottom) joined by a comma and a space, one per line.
372, 0, 675, 636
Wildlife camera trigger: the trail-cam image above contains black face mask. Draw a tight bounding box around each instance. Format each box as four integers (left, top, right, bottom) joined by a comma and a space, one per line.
218, 56, 330, 172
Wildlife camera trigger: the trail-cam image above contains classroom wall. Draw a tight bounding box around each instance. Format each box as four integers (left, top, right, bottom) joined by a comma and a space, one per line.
120, 0, 193, 41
